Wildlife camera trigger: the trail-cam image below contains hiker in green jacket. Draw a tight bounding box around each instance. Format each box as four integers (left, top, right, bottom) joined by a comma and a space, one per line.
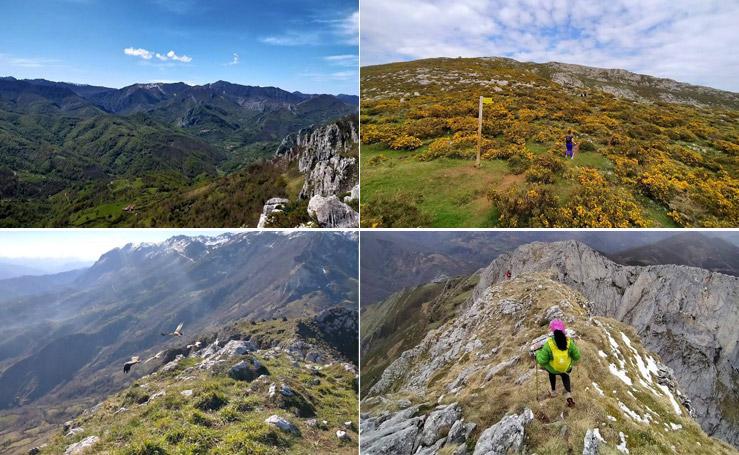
536, 319, 581, 407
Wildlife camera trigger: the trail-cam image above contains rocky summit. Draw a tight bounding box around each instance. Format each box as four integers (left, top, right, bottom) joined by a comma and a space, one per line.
260, 114, 359, 228
361, 242, 738, 454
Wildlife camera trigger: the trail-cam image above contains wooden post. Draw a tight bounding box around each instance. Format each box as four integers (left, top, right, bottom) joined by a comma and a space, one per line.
477, 95, 483, 168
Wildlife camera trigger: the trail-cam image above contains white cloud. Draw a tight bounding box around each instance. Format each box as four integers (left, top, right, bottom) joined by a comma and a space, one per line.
0, 54, 61, 68
124, 47, 153, 60
260, 31, 320, 46
261, 10, 358, 47
337, 10, 359, 45
229, 52, 240, 65
124, 47, 192, 63
361, 0, 739, 91
324, 54, 359, 67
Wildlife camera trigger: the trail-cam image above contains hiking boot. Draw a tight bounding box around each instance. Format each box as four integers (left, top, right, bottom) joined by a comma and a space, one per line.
549, 390, 558, 398
566, 397, 575, 407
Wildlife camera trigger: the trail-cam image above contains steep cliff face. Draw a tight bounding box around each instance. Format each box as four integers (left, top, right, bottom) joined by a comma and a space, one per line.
471, 241, 739, 446
362, 274, 735, 454
274, 114, 359, 199
263, 115, 359, 228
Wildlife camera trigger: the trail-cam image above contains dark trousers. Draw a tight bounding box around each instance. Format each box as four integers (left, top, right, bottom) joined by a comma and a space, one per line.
548, 372, 571, 392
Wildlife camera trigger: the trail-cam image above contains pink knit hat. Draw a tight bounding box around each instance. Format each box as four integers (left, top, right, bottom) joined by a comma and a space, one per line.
549, 319, 566, 332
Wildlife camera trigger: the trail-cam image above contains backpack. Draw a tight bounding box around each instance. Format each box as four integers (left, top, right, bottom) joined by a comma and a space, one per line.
548, 338, 571, 373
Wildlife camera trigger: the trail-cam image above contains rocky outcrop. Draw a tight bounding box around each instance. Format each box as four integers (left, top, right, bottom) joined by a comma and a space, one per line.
228, 357, 269, 381
257, 197, 289, 228
361, 406, 424, 455
265, 415, 300, 435
544, 61, 739, 109
583, 428, 606, 455
274, 115, 358, 199
307, 195, 358, 228
267, 115, 359, 228
64, 436, 99, 455
473, 241, 739, 446
473, 408, 533, 455
418, 402, 462, 446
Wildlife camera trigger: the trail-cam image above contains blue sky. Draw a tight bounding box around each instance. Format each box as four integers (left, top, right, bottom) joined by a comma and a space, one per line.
0, 0, 358, 94
362, 0, 739, 92
0, 229, 236, 260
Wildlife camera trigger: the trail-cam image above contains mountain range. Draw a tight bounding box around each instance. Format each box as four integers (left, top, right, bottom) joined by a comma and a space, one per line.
361, 240, 739, 453
0, 77, 357, 227
0, 231, 358, 452
360, 231, 739, 306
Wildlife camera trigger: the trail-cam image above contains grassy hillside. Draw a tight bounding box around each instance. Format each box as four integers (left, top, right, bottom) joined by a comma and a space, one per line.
360, 57, 739, 227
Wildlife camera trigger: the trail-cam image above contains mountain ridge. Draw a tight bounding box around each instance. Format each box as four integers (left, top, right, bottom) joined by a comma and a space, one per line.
361, 271, 736, 454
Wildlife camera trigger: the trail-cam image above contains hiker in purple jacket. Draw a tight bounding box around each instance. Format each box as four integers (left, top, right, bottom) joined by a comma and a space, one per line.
565, 130, 576, 159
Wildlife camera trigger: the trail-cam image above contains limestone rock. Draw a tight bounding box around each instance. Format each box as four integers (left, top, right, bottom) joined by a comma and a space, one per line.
228, 357, 269, 381
361, 406, 425, 455
472, 408, 533, 455
415, 437, 446, 454
307, 195, 359, 228
265, 415, 300, 435
583, 428, 606, 455
65, 427, 84, 437
447, 419, 476, 445
64, 436, 99, 455
257, 197, 289, 228
218, 339, 258, 357
418, 402, 462, 447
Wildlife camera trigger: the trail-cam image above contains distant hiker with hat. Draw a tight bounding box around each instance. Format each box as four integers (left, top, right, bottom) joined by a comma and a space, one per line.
565, 130, 576, 159
536, 319, 581, 407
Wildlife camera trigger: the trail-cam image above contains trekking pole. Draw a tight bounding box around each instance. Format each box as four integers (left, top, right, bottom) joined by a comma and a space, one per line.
533, 355, 540, 403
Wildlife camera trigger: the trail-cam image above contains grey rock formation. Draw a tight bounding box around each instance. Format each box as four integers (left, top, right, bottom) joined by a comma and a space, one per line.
344, 184, 359, 203
64, 436, 99, 455
228, 357, 268, 381
313, 306, 359, 335
257, 197, 289, 228
473, 240, 739, 445
65, 427, 84, 437
307, 195, 359, 228
544, 61, 739, 109
472, 408, 533, 455
447, 419, 476, 445
274, 115, 359, 200
416, 437, 445, 454
418, 402, 462, 447
218, 339, 258, 357
583, 428, 606, 455
265, 415, 300, 435
361, 406, 425, 455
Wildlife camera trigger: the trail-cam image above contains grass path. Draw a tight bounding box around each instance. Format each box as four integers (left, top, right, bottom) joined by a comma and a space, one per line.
361, 145, 509, 226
